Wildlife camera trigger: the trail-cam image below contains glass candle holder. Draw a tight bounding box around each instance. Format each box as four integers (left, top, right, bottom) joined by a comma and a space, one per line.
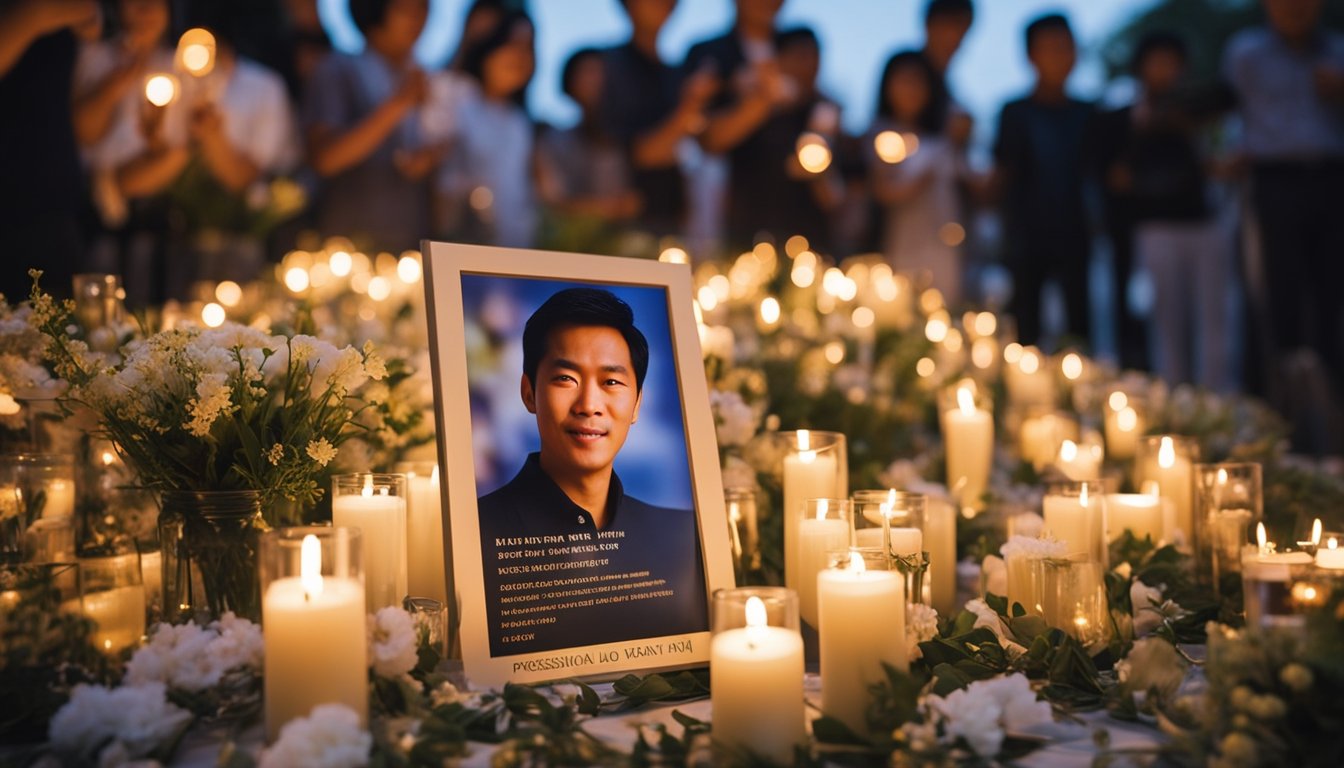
394, 461, 446, 605
2, 562, 81, 618
1017, 407, 1079, 470
332, 473, 407, 611
22, 514, 75, 563
1102, 389, 1147, 462
780, 430, 847, 595
710, 587, 804, 766
1000, 535, 1067, 617
404, 595, 448, 659
260, 526, 367, 742
725, 487, 761, 581
1041, 553, 1109, 648
938, 381, 994, 510
817, 549, 906, 736
1042, 481, 1108, 566
1, 454, 76, 536
1135, 436, 1199, 546
1105, 493, 1164, 545
76, 550, 146, 655
1241, 543, 1314, 630
72, 273, 126, 330
1195, 463, 1262, 595
797, 498, 851, 629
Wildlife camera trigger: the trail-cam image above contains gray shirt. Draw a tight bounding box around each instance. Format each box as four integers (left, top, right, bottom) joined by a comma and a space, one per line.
1223, 27, 1344, 161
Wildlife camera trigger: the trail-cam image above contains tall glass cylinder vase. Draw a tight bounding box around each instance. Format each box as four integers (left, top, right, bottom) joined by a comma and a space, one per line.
1195, 463, 1261, 596
159, 490, 267, 623
779, 430, 847, 595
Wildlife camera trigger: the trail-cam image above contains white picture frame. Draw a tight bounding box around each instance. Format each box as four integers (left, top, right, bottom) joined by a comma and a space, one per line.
422, 241, 733, 687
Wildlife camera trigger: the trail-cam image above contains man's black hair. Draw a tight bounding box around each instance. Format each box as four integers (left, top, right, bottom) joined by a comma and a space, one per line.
1130, 30, 1187, 75
561, 47, 603, 101
775, 26, 819, 51
522, 288, 650, 392
1024, 12, 1072, 53
461, 8, 533, 106
874, 49, 947, 134
924, 0, 973, 25
349, 0, 393, 35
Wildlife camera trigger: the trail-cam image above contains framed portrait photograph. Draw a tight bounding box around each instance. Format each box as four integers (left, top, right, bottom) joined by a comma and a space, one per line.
423, 242, 733, 687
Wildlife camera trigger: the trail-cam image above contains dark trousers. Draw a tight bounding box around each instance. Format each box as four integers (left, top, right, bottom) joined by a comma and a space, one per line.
1006, 230, 1092, 348
1251, 161, 1344, 376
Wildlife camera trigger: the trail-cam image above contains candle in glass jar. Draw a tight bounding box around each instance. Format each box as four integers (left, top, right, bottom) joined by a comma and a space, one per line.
1106, 493, 1163, 543
62, 586, 146, 654
1103, 392, 1144, 461
1139, 437, 1194, 543
1043, 484, 1106, 563
782, 431, 840, 593
1055, 439, 1102, 481
263, 534, 368, 741
818, 553, 906, 735
922, 497, 957, 618
400, 464, 446, 603
797, 501, 850, 627
332, 476, 407, 610
710, 596, 805, 764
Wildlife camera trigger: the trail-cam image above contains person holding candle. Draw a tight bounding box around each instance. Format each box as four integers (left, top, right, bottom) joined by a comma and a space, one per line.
477, 288, 707, 656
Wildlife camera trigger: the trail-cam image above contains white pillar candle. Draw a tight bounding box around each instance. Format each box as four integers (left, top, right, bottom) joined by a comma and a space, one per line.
43, 478, 76, 519
1004, 347, 1056, 408
819, 554, 906, 735
923, 497, 958, 618
62, 586, 146, 654
1055, 439, 1102, 481
1042, 485, 1106, 564
888, 527, 923, 556
943, 388, 993, 509
853, 527, 883, 549
710, 597, 805, 765
797, 509, 850, 628
782, 432, 841, 593
1104, 403, 1143, 461
1138, 437, 1194, 543
1106, 494, 1163, 543
1019, 412, 1078, 469
402, 465, 447, 603
263, 535, 368, 742
332, 478, 407, 611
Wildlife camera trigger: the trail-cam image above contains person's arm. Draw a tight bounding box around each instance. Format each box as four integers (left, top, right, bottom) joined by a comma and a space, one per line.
114, 143, 189, 198
72, 51, 144, 147
0, 0, 97, 75
699, 59, 787, 155
307, 68, 425, 177
189, 102, 260, 193
628, 67, 715, 168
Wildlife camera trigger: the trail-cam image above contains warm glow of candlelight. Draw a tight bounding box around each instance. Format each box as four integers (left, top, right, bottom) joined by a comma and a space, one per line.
1061, 353, 1083, 381
957, 386, 975, 415
1108, 391, 1128, 411
760, 297, 781, 326
796, 133, 832, 173
1311, 518, 1322, 547
745, 595, 767, 628
847, 550, 865, 574
177, 28, 216, 76
300, 534, 323, 598
215, 280, 242, 307
201, 302, 225, 327
874, 130, 907, 163
144, 74, 178, 107
1157, 436, 1176, 469
1256, 522, 1268, 555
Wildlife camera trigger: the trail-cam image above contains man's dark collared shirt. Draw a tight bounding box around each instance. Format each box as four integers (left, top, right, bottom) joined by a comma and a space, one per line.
478, 454, 708, 657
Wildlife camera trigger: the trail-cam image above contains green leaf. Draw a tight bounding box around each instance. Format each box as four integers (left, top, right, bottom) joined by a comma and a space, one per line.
810, 715, 871, 747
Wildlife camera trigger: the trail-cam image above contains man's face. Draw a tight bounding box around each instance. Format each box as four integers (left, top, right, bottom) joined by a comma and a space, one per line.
522, 325, 642, 481
924, 13, 972, 70
1028, 27, 1076, 88
625, 0, 676, 34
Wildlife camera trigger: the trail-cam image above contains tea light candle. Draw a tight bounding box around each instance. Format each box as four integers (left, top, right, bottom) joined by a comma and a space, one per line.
818, 553, 906, 735
710, 596, 805, 764
943, 387, 993, 509
1242, 523, 1314, 629
1317, 537, 1344, 570
263, 534, 368, 741
783, 431, 840, 592
1106, 493, 1163, 543
797, 501, 850, 628
332, 475, 407, 611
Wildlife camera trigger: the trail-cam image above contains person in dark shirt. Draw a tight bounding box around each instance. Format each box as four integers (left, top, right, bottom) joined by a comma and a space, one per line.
992, 13, 1096, 348
477, 288, 707, 656
686, 2, 838, 249
599, 0, 714, 240
0, 0, 100, 302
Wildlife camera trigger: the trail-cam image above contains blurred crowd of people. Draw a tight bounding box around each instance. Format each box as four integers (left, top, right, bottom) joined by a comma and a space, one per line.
1, 0, 1342, 445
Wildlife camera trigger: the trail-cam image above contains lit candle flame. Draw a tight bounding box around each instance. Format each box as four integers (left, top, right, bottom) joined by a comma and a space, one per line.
1311, 518, 1322, 547
144, 73, 178, 107
1108, 391, 1128, 411
1019, 349, 1040, 374
430, 465, 439, 484
797, 429, 810, 452
1117, 407, 1137, 432
1059, 440, 1078, 462
1329, 537, 1338, 551
1256, 522, 1268, 555
848, 550, 865, 574
1061, 352, 1083, 381
177, 28, 216, 76
1157, 436, 1176, 469
361, 475, 374, 497
956, 386, 975, 415
745, 595, 767, 628
300, 534, 323, 598
815, 499, 829, 521
1079, 481, 1089, 507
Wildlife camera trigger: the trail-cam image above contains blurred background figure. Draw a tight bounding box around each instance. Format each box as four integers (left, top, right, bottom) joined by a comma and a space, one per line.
1101, 32, 1236, 391
0, 0, 100, 303
867, 50, 965, 305
305, 0, 437, 254
441, 8, 537, 248
1224, 0, 1344, 453
992, 13, 1096, 350
535, 47, 640, 255
600, 0, 713, 245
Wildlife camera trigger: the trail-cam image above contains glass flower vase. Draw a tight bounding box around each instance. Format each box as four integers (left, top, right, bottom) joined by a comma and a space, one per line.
158, 490, 267, 623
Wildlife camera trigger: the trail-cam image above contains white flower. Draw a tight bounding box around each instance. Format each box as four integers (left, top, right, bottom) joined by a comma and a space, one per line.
258, 703, 371, 768
1130, 580, 1165, 636
1117, 637, 1188, 702
362, 341, 387, 380
430, 680, 477, 708
49, 683, 192, 764
963, 598, 1027, 658
709, 389, 758, 447
266, 443, 285, 466
368, 607, 419, 678
124, 613, 263, 692
981, 554, 1007, 598
184, 371, 235, 436
906, 603, 939, 659
305, 437, 338, 467
925, 674, 1052, 758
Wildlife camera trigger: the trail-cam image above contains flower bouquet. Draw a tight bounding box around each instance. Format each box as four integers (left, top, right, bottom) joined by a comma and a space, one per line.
27, 272, 385, 622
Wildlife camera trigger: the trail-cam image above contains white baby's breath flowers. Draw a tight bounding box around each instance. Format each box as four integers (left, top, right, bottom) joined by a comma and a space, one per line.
257, 703, 371, 768
266, 443, 285, 466
124, 613, 263, 692
709, 389, 758, 448
305, 437, 338, 467
48, 682, 192, 765
368, 606, 419, 678
925, 673, 1053, 758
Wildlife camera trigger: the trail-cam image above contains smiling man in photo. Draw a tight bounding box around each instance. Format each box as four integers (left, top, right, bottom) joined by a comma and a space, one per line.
477, 286, 707, 655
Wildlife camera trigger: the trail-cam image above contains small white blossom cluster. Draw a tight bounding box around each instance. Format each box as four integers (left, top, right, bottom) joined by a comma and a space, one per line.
257, 703, 371, 768
368, 606, 420, 678
709, 389, 759, 448
906, 603, 939, 659
999, 535, 1068, 560
1115, 637, 1189, 705
903, 673, 1053, 758
48, 682, 192, 765
124, 613, 263, 692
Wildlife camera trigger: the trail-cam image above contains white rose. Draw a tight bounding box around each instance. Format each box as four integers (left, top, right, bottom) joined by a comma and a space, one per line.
258, 704, 371, 768
368, 607, 420, 678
